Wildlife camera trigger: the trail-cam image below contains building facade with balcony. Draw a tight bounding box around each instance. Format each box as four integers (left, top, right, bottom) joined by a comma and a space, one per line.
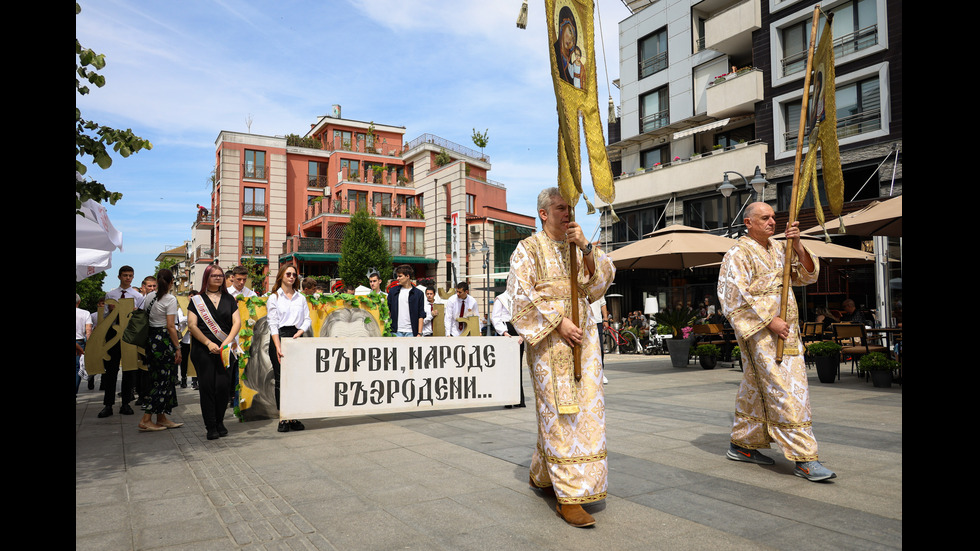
199, 111, 535, 304
602, 0, 901, 319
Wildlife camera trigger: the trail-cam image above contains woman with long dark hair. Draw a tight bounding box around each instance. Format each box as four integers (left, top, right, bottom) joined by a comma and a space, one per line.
187, 264, 242, 440
138, 269, 184, 431
267, 263, 311, 432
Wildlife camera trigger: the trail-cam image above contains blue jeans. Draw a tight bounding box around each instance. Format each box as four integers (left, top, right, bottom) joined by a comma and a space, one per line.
395, 331, 413, 337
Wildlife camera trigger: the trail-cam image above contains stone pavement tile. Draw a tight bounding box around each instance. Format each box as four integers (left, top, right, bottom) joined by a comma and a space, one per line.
628, 487, 798, 539
273, 476, 363, 504
127, 473, 201, 502
439, 524, 542, 551
135, 516, 229, 550
757, 517, 901, 550
447, 486, 551, 526
74, 530, 136, 551
131, 494, 218, 524
382, 496, 496, 539
76, 503, 131, 538
310, 506, 439, 550
76, 470, 128, 507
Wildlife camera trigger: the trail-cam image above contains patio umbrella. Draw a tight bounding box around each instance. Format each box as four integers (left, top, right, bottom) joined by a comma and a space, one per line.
76, 197, 124, 281
607, 225, 737, 270
803, 194, 902, 237
773, 234, 876, 264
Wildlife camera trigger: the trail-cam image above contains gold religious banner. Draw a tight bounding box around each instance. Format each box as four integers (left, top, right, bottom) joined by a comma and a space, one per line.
84, 297, 140, 376
796, 18, 844, 240
546, 0, 615, 208
235, 293, 389, 421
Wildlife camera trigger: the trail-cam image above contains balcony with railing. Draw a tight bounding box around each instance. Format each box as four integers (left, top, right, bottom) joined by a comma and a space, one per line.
706, 68, 764, 117
322, 136, 403, 157
242, 202, 268, 218
639, 51, 668, 79
307, 174, 329, 188
607, 141, 768, 207
641, 109, 670, 133
784, 108, 881, 150
704, 0, 760, 56
782, 24, 879, 77
403, 133, 489, 163
193, 245, 214, 263
282, 235, 425, 258
302, 196, 426, 227
243, 164, 268, 180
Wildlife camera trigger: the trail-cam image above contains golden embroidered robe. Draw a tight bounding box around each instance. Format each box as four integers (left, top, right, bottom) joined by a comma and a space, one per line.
508, 231, 615, 504
717, 236, 820, 461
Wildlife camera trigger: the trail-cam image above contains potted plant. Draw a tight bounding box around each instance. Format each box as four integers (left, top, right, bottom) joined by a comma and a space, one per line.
730, 345, 742, 370
653, 307, 697, 368
858, 352, 898, 388
695, 343, 720, 369
806, 341, 842, 383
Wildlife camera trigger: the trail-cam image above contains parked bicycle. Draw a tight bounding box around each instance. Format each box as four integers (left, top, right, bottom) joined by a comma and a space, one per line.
603, 323, 640, 354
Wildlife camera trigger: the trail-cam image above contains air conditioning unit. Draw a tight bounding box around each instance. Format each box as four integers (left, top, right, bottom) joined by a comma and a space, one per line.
469, 226, 480, 235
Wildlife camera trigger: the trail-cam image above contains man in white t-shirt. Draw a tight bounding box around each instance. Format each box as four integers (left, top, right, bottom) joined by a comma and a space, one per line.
229, 265, 257, 298
76, 294, 92, 395
387, 265, 425, 337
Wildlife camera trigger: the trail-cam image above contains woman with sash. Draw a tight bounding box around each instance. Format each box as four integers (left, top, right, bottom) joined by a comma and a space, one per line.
138, 268, 184, 432
267, 263, 311, 433
188, 264, 241, 440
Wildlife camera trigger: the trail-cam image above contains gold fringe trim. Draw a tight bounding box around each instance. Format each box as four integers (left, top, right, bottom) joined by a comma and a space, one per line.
735, 411, 812, 430
558, 492, 606, 505
538, 444, 607, 465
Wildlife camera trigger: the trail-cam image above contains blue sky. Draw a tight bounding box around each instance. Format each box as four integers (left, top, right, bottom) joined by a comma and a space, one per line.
76, 0, 631, 290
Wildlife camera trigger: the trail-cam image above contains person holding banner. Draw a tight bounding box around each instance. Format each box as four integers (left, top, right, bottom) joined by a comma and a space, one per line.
188, 264, 241, 441
509, 187, 615, 527
717, 202, 835, 482
267, 264, 311, 433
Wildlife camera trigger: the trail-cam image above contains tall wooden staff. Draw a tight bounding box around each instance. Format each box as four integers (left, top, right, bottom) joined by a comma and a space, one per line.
776, 7, 820, 363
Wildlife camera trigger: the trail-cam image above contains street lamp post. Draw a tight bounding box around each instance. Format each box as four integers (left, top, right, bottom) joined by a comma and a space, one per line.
469, 239, 491, 335
717, 165, 768, 238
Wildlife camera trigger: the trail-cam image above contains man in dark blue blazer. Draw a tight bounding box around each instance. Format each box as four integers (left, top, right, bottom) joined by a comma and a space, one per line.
387, 265, 425, 336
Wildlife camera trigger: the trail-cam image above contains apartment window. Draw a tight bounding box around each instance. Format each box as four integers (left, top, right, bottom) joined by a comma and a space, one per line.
406, 227, 424, 256
243, 226, 265, 255
242, 187, 266, 217
640, 145, 669, 169
348, 190, 368, 213
638, 28, 668, 79
334, 130, 353, 150
243, 150, 266, 179
373, 192, 393, 216
640, 87, 669, 133
340, 159, 359, 181
776, 0, 882, 82
383, 226, 402, 254
308, 161, 329, 187
684, 193, 755, 232
782, 75, 881, 150
466, 194, 476, 215
714, 126, 754, 149
612, 206, 663, 246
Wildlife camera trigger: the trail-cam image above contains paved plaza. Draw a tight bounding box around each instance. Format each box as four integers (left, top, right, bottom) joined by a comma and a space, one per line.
76, 353, 902, 550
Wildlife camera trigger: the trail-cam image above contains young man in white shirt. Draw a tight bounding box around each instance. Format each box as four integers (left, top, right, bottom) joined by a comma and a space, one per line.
229, 265, 257, 298
99, 266, 145, 418
387, 265, 425, 337
444, 282, 479, 337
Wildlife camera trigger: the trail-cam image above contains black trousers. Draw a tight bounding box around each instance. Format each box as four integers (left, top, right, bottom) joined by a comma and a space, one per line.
194, 345, 231, 430
102, 330, 134, 407
506, 322, 526, 406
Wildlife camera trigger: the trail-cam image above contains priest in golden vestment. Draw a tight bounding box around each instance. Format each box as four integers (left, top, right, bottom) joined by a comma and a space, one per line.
718, 202, 836, 482
508, 187, 615, 527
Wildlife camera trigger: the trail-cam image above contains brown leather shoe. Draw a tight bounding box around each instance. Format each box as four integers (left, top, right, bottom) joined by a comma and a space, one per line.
556, 504, 595, 527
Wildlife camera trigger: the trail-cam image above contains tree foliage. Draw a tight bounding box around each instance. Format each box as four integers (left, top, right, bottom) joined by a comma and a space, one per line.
241, 256, 269, 294
76, 272, 107, 312
338, 210, 392, 290
471, 128, 489, 156
285, 133, 322, 149
153, 257, 180, 275
76, 3, 153, 212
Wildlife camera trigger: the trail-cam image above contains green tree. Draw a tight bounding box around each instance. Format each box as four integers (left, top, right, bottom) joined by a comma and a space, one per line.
153, 257, 180, 275
338, 210, 391, 290
471, 128, 489, 158
76, 272, 107, 312
241, 257, 269, 293
76, 3, 153, 213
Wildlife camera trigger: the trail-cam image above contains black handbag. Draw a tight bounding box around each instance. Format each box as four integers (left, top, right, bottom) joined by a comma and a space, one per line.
122, 296, 156, 347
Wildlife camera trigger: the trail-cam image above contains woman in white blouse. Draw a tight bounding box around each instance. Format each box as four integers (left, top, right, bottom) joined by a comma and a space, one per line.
138, 269, 184, 432
267, 263, 311, 433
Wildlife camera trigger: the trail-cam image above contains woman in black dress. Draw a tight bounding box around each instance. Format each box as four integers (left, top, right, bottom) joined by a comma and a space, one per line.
187, 264, 242, 440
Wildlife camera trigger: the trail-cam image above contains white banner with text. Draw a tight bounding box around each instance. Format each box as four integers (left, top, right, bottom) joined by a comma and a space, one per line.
280, 337, 521, 419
